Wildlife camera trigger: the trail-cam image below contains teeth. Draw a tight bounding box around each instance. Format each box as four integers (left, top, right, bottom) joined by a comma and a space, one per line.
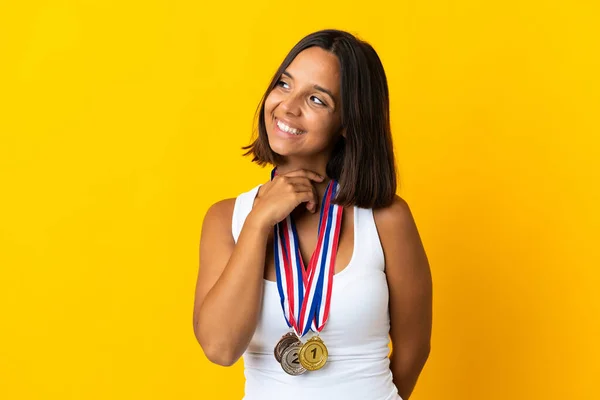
277, 120, 305, 135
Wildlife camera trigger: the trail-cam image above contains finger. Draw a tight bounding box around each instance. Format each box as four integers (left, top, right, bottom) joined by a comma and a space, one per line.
283, 176, 321, 189
299, 189, 319, 213
285, 180, 319, 212
294, 190, 316, 207
308, 184, 319, 213
286, 179, 315, 191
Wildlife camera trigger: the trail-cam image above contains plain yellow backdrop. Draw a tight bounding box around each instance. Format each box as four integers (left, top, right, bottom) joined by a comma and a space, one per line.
1, 0, 599, 399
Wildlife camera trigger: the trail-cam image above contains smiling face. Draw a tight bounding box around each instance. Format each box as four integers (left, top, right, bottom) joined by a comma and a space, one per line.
264, 46, 344, 160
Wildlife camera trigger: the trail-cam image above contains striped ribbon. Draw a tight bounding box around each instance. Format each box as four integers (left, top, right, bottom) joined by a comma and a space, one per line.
271, 168, 343, 336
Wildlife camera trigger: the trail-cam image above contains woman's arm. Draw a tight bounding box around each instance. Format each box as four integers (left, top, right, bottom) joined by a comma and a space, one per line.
193, 198, 271, 366
375, 196, 433, 400
193, 170, 323, 367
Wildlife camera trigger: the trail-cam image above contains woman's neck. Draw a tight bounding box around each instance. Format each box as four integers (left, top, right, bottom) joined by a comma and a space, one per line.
274, 159, 328, 179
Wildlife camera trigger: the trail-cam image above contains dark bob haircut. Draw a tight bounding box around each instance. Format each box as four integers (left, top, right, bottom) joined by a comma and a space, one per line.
242, 29, 397, 209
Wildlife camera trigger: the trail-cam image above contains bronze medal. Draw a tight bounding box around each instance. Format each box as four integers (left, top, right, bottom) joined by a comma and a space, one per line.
274, 332, 300, 363
280, 342, 307, 375
299, 336, 328, 371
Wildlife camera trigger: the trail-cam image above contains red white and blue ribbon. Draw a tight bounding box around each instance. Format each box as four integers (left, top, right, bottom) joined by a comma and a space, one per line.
271, 168, 343, 337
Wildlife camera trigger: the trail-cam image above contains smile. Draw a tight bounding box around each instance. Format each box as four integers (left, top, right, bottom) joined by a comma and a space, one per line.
275, 118, 306, 135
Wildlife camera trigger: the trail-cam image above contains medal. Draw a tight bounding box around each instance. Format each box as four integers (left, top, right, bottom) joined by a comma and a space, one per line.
274, 332, 301, 363
270, 167, 342, 374
299, 336, 328, 370
280, 342, 307, 376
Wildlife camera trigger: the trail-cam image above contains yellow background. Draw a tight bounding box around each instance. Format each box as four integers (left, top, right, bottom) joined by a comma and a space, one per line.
1, 0, 598, 399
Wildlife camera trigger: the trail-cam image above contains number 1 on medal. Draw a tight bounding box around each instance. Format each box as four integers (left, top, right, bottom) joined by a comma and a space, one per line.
299, 336, 328, 371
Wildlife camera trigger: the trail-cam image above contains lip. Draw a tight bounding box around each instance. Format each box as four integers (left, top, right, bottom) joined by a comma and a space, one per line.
273, 117, 307, 138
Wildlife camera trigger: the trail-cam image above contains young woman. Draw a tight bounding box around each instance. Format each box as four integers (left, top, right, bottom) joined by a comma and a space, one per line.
193, 29, 432, 400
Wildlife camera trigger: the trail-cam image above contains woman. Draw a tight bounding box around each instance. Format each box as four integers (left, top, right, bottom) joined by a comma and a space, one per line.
193, 29, 432, 400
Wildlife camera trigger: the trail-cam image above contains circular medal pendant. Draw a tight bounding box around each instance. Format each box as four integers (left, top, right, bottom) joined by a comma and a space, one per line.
299, 336, 328, 371
274, 332, 300, 363
280, 342, 307, 376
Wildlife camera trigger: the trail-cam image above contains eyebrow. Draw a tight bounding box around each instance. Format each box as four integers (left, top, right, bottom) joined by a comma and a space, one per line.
282, 71, 336, 104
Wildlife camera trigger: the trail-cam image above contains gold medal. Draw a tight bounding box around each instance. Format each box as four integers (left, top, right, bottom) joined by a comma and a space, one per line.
274, 332, 300, 363
280, 342, 306, 375
299, 336, 328, 371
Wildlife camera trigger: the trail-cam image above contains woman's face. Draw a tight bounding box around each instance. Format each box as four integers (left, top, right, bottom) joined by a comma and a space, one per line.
264, 46, 343, 159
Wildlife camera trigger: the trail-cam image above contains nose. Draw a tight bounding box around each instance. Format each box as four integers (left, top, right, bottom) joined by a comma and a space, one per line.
280, 93, 302, 116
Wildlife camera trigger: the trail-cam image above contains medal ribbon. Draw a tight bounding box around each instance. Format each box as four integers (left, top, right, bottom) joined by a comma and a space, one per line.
272, 168, 343, 337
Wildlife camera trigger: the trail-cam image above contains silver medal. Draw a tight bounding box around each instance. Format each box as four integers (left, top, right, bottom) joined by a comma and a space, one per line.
280, 342, 306, 376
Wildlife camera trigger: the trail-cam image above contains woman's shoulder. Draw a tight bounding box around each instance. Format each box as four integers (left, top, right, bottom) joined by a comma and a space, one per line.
372, 194, 421, 251
207, 197, 236, 213
372, 194, 427, 274
372, 194, 412, 230
204, 183, 263, 222
203, 198, 236, 230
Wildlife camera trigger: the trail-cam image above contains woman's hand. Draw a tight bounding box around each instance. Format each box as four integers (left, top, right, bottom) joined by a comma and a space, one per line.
250, 169, 325, 229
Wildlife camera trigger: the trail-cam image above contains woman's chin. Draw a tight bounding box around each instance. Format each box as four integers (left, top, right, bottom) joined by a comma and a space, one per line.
269, 144, 293, 157
267, 138, 301, 157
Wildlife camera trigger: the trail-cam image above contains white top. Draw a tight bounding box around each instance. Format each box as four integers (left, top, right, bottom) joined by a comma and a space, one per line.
232, 184, 403, 400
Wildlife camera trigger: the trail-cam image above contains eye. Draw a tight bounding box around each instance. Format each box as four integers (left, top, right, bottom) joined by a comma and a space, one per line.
276, 79, 289, 89
311, 96, 326, 106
